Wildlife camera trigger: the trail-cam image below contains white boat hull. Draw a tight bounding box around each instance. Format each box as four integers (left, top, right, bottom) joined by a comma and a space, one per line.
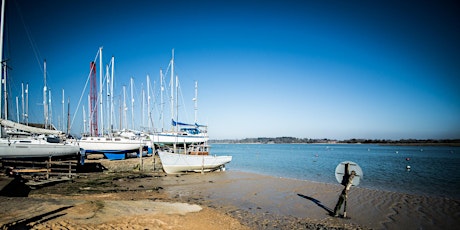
0, 139, 80, 159
79, 137, 143, 154
158, 151, 232, 174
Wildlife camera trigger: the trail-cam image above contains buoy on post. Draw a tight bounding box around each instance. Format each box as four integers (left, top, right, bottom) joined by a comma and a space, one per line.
333, 161, 363, 218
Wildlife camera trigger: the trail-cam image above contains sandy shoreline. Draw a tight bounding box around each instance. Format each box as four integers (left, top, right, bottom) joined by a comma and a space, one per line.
160, 170, 460, 229
1, 163, 459, 229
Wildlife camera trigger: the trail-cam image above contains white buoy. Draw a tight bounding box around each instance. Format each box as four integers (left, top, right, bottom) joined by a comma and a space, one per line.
406, 165, 411, 170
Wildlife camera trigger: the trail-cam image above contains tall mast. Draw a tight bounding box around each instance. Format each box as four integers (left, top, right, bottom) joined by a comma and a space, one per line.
0, 0, 3, 61
194, 81, 198, 124
43, 60, 48, 129
130, 77, 134, 130
175, 75, 179, 127
25, 83, 28, 125
87, 94, 91, 135
170, 49, 174, 131
83, 105, 86, 134
147, 74, 151, 131
123, 85, 127, 130
0, 0, 4, 129
62, 88, 64, 131
89, 61, 98, 136
106, 63, 110, 133
21, 83, 24, 123
99, 47, 104, 135
0, 0, 4, 68
160, 68, 164, 131
119, 96, 122, 130
110, 56, 114, 132
15, 96, 18, 122
141, 83, 144, 129
66, 98, 70, 134
49, 89, 52, 128
2, 64, 6, 120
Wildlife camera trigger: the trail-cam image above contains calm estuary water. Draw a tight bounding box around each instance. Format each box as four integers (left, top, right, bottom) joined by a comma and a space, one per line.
212, 144, 460, 199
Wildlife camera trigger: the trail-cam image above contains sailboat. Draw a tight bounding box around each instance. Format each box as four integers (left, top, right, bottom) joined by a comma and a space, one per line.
0, 116, 81, 159
156, 50, 231, 174
0, 0, 80, 159
149, 50, 209, 145
77, 48, 143, 159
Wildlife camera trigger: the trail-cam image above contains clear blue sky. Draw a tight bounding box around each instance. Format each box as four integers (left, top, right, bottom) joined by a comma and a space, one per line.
2, 0, 459, 140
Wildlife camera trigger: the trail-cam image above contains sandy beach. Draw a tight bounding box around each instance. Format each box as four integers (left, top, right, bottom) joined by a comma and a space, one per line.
1, 158, 459, 229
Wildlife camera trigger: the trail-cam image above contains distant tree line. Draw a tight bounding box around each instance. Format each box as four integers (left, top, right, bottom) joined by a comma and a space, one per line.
209, 137, 460, 146
210, 137, 335, 144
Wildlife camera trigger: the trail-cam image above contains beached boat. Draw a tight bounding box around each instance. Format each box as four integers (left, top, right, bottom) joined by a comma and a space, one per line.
158, 145, 232, 174
0, 119, 80, 160
78, 136, 142, 154
0, 135, 80, 159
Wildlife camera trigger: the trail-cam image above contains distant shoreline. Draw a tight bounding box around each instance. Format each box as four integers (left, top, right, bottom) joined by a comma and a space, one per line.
376, 142, 460, 147
211, 142, 460, 147
210, 137, 460, 147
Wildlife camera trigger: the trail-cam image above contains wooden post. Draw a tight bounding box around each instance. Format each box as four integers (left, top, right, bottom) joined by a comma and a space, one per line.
47, 156, 51, 179
68, 161, 72, 178
152, 143, 156, 172
139, 143, 143, 171
343, 193, 348, 217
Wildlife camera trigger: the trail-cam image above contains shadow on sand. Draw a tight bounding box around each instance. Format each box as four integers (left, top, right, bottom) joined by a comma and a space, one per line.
0, 162, 106, 198
0, 176, 31, 197
0, 205, 73, 229
76, 162, 107, 173
297, 193, 334, 216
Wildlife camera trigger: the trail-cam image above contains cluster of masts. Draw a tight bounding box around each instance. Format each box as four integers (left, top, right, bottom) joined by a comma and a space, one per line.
1, 58, 70, 133
1, 47, 198, 138
77, 47, 200, 137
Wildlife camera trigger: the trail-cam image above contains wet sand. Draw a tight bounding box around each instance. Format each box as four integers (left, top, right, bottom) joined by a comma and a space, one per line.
1, 164, 459, 229
155, 171, 460, 229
